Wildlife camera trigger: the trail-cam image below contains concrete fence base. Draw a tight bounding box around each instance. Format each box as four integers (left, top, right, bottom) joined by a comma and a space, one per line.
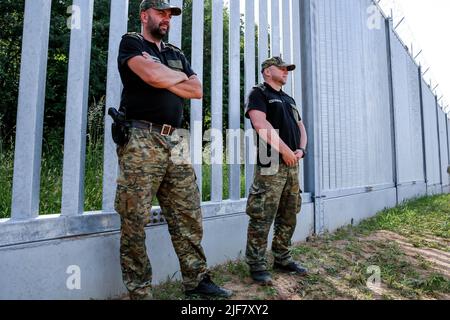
0, 200, 314, 300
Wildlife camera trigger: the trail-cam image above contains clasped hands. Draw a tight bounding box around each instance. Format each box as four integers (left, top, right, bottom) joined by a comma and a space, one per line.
282, 149, 305, 167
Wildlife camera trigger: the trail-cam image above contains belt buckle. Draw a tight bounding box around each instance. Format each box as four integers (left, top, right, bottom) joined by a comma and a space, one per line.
161, 124, 172, 136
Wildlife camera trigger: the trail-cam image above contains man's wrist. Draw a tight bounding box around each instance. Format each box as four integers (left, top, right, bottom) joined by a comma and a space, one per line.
299, 147, 307, 158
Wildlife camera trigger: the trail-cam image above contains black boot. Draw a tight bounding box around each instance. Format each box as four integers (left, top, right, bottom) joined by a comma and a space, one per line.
185, 275, 233, 298
273, 261, 308, 276
250, 271, 273, 285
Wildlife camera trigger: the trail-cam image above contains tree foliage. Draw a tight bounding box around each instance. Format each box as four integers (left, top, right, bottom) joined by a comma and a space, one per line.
0, 0, 24, 145
0, 0, 246, 148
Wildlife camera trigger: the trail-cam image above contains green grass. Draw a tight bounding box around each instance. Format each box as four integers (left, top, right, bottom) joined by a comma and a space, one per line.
0, 146, 13, 219
0, 94, 249, 218
146, 194, 450, 300
201, 164, 246, 201
0, 142, 248, 218
1, 99, 108, 218
356, 195, 450, 243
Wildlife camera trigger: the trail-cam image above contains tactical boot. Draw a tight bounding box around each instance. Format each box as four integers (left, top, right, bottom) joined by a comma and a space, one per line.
185, 275, 233, 298
250, 271, 273, 285
273, 261, 308, 276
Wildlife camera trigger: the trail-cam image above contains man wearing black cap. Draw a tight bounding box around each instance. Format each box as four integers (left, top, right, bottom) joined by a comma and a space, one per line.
114, 0, 232, 299
244, 56, 309, 285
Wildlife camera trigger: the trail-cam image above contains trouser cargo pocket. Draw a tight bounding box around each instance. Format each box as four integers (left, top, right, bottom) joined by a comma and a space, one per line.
246, 185, 266, 220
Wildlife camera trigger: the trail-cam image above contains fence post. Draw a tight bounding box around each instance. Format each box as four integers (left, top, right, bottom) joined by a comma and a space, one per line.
447, 118, 450, 167
291, 0, 305, 188
61, 0, 94, 216
102, 0, 129, 213
418, 66, 429, 189
11, 0, 52, 221
168, 0, 183, 47
300, 0, 322, 234
258, 0, 269, 84
385, 18, 399, 205
281, 0, 292, 94
210, 0, 224, 202
244, 0, 256, 197
190, 0, 204, 194
437, 99, 444, 192
271, 0, 281, 56
228, 0, 241, 201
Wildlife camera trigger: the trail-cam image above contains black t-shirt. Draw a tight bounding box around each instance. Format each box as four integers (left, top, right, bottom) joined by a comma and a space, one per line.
118, 33, 196, 128
245, 82, 302, 167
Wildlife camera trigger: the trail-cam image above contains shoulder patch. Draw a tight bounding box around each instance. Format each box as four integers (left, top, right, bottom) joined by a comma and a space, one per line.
255, 83, 266, 91
165, 42, 183, 53
122, 32, 144, 41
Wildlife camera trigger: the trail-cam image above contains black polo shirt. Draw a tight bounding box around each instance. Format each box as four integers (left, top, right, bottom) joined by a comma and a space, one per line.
118, 33, 196, 128
245, 82, 302, 167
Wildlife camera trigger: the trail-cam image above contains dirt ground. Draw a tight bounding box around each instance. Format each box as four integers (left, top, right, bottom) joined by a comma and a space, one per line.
217, 230, 450, 300
123, 195, 450, 301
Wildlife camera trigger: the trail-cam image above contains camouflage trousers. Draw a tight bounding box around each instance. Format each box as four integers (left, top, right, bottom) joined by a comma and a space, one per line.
246, 163, 302, 272
114, 127, 207, 299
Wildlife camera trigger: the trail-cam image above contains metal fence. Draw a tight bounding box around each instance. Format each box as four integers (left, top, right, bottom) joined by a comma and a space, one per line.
0, 0, 449, 299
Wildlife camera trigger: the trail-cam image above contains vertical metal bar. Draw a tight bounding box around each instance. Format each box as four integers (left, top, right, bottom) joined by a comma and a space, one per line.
168, 0, 183, 47
385, 18, 399, 205
245, 0, 256, 196
228, 0, 241, 200
211, 0, 224, 202
418, 67, 429, 189
301, 0, 322, 233
291, 0, 302, 109
435, 98, 443, 191
191, 0, 204, 195
281, 0, 292, 95
102, 0, 129, 213
437, 104, 449, 188
258, 0, 269, 84
61, 0, 95, 216
270, 0, 281, 56
447, 118, 450, 165
291, 0, 305, 188
11, 0, 52, 220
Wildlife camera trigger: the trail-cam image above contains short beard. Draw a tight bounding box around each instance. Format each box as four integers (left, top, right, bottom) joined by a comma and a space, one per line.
274, 76, 287, 86
147, 17, 169, 40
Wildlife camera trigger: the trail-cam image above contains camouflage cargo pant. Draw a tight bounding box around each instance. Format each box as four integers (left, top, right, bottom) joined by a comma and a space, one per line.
115, 127, 207, 299
246, 163, 302, 272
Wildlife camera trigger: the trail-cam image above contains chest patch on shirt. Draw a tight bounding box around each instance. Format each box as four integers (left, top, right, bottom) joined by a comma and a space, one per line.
268, 99, 283, 104
290, 104, 301, 122
168, 59, 183, 70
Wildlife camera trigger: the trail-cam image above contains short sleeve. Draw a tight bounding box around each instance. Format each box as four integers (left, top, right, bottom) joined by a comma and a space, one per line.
180, 53, 196, 78
245, 88, 267, 119
118, 35, 144, 68
292, 105, 302, 122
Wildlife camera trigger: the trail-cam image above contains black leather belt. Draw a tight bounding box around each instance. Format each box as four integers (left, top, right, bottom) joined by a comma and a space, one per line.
130, 120, 176, 136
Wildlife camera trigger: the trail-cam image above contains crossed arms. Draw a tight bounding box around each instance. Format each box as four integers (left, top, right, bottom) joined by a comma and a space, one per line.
127, 54, 203, 99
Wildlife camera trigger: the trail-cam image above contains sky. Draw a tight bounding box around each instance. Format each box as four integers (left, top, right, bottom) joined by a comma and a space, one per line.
234, 0, 450, 115
396, 0, 450, 113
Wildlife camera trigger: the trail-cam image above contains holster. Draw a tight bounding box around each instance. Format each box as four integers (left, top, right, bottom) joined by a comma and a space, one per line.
108, 108, 130, 147
111, 122, 130, 147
